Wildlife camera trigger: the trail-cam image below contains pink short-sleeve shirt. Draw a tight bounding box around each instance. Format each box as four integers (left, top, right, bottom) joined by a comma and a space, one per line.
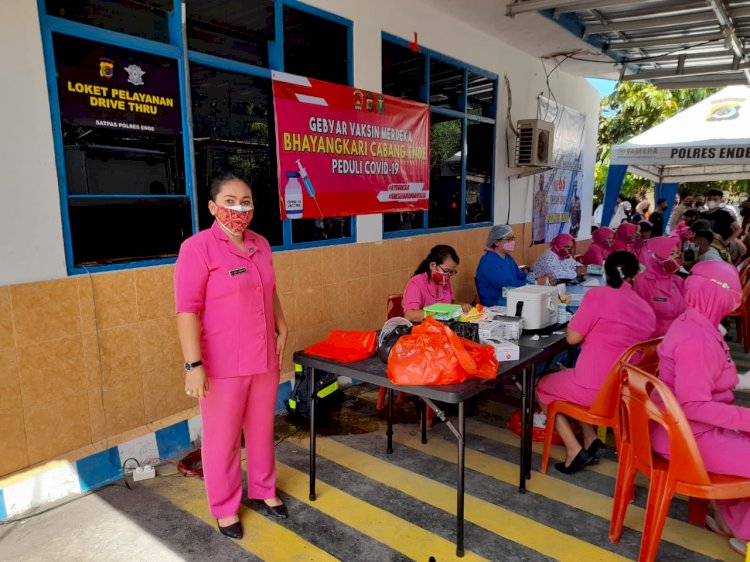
402, 272, 454, 312
568, 283, 656, 389
174, 221, 278, 378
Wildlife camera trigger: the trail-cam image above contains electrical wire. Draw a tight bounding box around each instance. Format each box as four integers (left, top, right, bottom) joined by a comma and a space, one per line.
548, 39, 719, 66
274, 426, 302, 447
121, 457, 141, 490
503, 76, 515, 224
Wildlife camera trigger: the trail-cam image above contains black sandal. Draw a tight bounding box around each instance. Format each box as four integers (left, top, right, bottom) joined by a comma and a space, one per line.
586, 439, 607, 465
555, 449, 592, 474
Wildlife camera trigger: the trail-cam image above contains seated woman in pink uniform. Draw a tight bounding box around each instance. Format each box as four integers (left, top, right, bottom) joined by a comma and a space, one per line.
536, 251, 656, 474
402, 244, 470, 323
651, 260, 750, 557
634, 236, 686, 337
581, 227, 615, 266
611, 222, 639, 254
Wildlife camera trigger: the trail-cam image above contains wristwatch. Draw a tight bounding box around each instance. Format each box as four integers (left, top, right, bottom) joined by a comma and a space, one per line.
184, 360, 203, 372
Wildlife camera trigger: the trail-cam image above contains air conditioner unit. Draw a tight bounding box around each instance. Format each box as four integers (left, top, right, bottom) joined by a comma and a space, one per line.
514, 119, 554, 167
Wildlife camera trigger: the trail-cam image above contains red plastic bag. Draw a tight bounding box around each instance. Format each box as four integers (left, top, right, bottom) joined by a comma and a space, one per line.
507, 409, 563, 445
304, 330, 377, 363
387, 316, 499, 385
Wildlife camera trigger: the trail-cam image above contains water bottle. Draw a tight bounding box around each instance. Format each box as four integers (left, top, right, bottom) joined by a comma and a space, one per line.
557, 302, 568, 325
526, 271, 536, 285
284, 171, 303, 219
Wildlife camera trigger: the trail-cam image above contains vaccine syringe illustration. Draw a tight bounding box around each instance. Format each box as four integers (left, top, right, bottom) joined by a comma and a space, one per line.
296, 159, 323, 215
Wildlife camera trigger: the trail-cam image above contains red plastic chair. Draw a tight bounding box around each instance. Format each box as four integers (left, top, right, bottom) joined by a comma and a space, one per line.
376, 294, 406, 410
609, 365, 750, 562
728, 282, 750, 353
540, 338, 662, 474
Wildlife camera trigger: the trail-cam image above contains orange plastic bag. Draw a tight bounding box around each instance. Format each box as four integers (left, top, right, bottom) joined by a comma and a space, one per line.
304, 330, 377, 363
387, 316, 499, 385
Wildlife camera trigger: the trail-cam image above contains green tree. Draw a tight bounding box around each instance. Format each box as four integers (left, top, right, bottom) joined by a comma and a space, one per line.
595, 83, 717, 201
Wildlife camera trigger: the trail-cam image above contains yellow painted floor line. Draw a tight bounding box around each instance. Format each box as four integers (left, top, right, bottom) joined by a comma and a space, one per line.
392, 428, 733, 561
148, 472, 336, 561
294, 436, 629, 562
275, 462, 488, 562
464, 421, 676, 497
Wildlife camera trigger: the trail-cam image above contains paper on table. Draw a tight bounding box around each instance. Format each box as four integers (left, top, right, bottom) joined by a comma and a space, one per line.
581, 278, 600, 287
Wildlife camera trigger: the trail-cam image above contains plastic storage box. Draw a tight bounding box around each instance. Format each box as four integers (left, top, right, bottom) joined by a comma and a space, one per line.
505, 285, 558, 330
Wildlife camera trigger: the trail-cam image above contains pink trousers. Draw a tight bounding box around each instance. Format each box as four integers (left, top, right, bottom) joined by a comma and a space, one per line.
199, 369, 280, 518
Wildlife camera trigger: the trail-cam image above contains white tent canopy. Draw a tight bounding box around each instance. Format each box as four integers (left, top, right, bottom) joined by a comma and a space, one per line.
610, 86, 750, 184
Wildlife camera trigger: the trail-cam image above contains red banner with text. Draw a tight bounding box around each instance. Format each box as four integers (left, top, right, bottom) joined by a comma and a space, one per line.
272, 72, 430, 219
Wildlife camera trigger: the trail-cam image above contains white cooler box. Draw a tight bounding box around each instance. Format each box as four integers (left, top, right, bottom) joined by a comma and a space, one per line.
505, 285, 558, 330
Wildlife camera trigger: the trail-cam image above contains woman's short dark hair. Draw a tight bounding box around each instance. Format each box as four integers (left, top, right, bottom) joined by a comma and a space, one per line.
683, 209, 700, 220
604, 251, 639, 289
209, 172, 246, 202
414, 244, 460, 276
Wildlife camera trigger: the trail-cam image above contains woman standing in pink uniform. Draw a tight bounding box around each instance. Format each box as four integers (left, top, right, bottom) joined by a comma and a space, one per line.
651, 260, 750, 557
634, 236, 686, 337
581, 227, 615, 267
174, 174, 289, 540
536, 251, 656, 474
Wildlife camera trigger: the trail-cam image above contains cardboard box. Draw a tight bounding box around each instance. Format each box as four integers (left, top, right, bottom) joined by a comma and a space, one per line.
482, 338, 520, 361
476, 320, 503, 340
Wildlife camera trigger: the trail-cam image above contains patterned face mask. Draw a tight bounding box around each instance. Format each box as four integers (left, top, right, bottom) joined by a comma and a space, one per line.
215, 204, 253, 235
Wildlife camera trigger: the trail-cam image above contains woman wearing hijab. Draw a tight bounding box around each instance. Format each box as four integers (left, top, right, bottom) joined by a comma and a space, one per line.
536, 251, 656, 474
636, 199, 651, 220
581, 227, 615, 266
651, 260, 750, 557
609, 199, 631, 229
612, 222, 639, 254
531, 233, 586, 282
634, 237, 686, 337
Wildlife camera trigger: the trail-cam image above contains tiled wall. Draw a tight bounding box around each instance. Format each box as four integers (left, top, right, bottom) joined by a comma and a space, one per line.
0, 223, 587, 478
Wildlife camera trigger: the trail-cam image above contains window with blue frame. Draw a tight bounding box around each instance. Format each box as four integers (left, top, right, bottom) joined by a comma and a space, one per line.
187, 1, 352, 247
39, 0, 354, 273
48, 26, 191, 268
381, 37, 497, 236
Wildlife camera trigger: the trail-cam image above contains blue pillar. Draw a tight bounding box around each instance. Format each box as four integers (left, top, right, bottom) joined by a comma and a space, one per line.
601, 165, 628, 228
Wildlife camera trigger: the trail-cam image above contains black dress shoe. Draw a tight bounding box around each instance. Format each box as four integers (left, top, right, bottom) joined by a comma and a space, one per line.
554, 448, 592, 475
217, 520, 243, 539
252, 499, 289, 520
586, 438, 607, 465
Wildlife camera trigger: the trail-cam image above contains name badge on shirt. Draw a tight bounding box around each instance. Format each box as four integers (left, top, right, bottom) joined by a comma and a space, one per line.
653, 297, 667, 302
230, 267, 247, 277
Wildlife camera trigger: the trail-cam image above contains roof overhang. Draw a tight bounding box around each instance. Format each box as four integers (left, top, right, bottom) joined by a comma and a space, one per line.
504, 0, 750, 87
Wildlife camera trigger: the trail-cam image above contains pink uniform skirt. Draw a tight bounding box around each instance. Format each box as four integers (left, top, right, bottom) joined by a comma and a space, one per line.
536, 368, 600, 408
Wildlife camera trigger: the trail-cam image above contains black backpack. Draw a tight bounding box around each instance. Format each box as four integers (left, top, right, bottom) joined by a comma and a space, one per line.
286, 364, 341, 419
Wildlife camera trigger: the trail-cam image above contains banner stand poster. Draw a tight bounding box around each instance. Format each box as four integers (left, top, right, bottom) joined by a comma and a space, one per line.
272, 71, 430, 219
531, 97, 587, 245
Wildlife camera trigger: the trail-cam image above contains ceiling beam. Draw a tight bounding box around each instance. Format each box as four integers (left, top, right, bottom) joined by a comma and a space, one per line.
652, 75, 749, 89
636, 50, 740, 64
706, 0, 750, 84
623, 61, 750, 80
605, 32, 726, 51
505, 0, 634, 17
584, 11, 718, 37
